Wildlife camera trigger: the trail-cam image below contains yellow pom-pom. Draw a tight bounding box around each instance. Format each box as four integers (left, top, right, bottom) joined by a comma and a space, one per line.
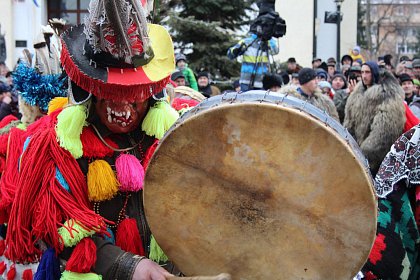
48, 97, 68, 115
58, 219, 97, 247
56, 105, 88, 159
87, 160, 119, 202
60, 271, 102, 280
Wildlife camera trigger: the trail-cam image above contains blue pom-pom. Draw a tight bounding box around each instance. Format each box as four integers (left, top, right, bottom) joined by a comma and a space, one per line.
34, 248, 61, 280
13, 63, 67, 112
104, 227, 115, 244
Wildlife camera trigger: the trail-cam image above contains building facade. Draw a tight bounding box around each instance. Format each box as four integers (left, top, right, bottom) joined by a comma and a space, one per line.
275, 0, 358, 67
361, 0, 420, 60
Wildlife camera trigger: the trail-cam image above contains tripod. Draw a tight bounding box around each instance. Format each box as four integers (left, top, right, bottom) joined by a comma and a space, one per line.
246, 37, 276, 90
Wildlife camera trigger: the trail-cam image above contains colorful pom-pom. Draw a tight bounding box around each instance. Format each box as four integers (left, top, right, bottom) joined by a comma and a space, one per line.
87, 160, 119, 202
58, 220, 97, 247
142, 101, 179, 139
0, 261, 6, 274
22, 269, 33, 280
48, 97, 68, 115
149, 235, 169, 263
66, 238, 97, 273
56, 105, 88, 159
115, 154, 144, 192
116, 218, 145, 256
60, 271, 102, 280
104, 228, 115, 244
7, 264, 16, 280
34, 248, 61, 280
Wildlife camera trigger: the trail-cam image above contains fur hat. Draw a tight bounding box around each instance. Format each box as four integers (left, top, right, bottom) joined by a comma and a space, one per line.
298, 68, 317, 85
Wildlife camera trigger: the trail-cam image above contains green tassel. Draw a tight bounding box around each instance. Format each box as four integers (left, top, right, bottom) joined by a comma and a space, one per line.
56, 105, 88, 159
58, 219, 97, 247
142, 101, 179, 139
60, 271, 102, 280
149, 235, 169, 263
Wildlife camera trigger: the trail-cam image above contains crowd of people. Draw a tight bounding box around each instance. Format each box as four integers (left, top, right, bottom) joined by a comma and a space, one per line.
0, 0, 418, 278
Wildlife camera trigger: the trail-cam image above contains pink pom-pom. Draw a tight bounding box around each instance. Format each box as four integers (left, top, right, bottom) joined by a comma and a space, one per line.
115, 154, 145, 192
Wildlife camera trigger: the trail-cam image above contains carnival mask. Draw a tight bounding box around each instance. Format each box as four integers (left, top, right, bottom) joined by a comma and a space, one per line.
95, 98, 149, 134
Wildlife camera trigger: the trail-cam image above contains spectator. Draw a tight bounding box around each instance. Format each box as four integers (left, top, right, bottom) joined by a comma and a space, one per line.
331, 74, 350, 123
286, 57, 302, 75
227, 30, 278, 91
344, 61, 405, 175
233, 80, 241, 93
0, 81, 19, 120
327, 58, 337, 81
197, 71, 221, 98
291, 73, 299, 86
262, 73, 283, 92
412, 58, 420, 80
349, 46, 365, 64
318, 81, 334, 100
312, 58, 322, 69
316, 68, 328, 82
400, 73, 420, 119
171, 71, 186, 87
341, 54, 353, 67
280, 68, 339, 120
175, 53, 198, 91
0, 62, 9, 77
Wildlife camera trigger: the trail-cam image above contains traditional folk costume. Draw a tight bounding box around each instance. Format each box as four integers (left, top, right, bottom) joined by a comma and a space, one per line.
0, 0, 179, 278
362, 126, 420, 280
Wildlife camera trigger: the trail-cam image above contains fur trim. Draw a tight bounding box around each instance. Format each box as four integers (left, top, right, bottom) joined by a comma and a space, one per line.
280, 86, 339, 121
18, 97, 43, 128
344, 72, 406, 175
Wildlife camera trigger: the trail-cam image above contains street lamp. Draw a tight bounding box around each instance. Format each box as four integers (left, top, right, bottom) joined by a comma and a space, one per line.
335, 0, 344, 70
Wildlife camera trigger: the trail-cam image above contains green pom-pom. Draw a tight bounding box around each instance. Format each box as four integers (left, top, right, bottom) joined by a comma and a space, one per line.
60, 271, 102, 280
56, 105, 88, 159
142, 101, 179, 139
149, 235, 169, 263
58, 219, 97, 247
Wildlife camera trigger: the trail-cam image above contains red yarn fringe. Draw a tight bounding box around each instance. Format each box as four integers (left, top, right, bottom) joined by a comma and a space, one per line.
142, 139, 159, 170
0, 134, 9, 155
0, 115, 18, 129
81, 127, 118, 158
0, 128, 25, 221
5, 127, 107, 263
22, 269, 33, 280
66, 237, 97, 273
116, 218, 145, 256
171, 98, 199, 111
0, 239, 5, 256
6, 264, 15, 280
61, 43, 170, 103
0, 261, 6, 274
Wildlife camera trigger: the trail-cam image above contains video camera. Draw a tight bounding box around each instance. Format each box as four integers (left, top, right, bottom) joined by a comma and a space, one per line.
251, 0, 287, 41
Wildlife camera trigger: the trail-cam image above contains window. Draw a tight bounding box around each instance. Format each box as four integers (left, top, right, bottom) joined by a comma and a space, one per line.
47, 0, 90, 26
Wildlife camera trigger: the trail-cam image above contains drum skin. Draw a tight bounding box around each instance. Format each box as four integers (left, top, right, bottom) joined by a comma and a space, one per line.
144, 93, 377, 280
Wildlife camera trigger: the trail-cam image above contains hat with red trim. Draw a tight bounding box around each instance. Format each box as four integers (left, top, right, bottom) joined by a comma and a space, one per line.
61, 0, 175, 104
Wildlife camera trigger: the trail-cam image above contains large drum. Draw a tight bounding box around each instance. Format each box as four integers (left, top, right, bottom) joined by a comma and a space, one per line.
144, 91, 377, 279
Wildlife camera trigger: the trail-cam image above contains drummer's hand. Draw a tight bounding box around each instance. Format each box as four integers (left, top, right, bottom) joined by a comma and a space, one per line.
132, 258, 173, 280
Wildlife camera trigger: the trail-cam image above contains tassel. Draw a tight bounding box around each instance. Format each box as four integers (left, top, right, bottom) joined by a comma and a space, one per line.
66, 238, 97, 273
34, 248, 61, 280
115, 154, 144, 192
0, 239, 5, 256
22, 269, 33, 280
141, 101, 179, 139
142, 139, 159, 170
7, 264, 16, 280
149, 235, 169, 263
60, 271, 102, 280
81, 127, 117, 158
0, 261, 6, 274
48, 97, 68, 115
58, 220, 97, 248
56, 105, 88, 159
87, 160, 119, 202
116, 218, 145, 256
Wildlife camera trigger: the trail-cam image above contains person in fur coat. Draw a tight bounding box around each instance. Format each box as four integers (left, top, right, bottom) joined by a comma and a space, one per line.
280, 68, 339, 121
344, 61, 406, 176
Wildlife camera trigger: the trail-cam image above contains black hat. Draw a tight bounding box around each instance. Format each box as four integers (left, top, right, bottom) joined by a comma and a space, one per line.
287, 57, 296, 63
262, 73, 283, 90
341, 54, 353, 65
413, 59, 420, 68
298, 68, 317, 85
332, 74, 348, 89
171, 71, 185, 81
197, 71, 209, 79
279, 71, 290, 85
399, 73, 413, 85
233, 80, 240, 89
315, 68, 328, 80
312, 57, 322, 63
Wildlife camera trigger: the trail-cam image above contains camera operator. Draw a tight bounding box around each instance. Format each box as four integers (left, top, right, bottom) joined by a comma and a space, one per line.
227, 0, 285, 92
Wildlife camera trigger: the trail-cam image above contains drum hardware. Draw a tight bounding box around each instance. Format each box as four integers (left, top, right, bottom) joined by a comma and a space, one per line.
168, 273, 231, 280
